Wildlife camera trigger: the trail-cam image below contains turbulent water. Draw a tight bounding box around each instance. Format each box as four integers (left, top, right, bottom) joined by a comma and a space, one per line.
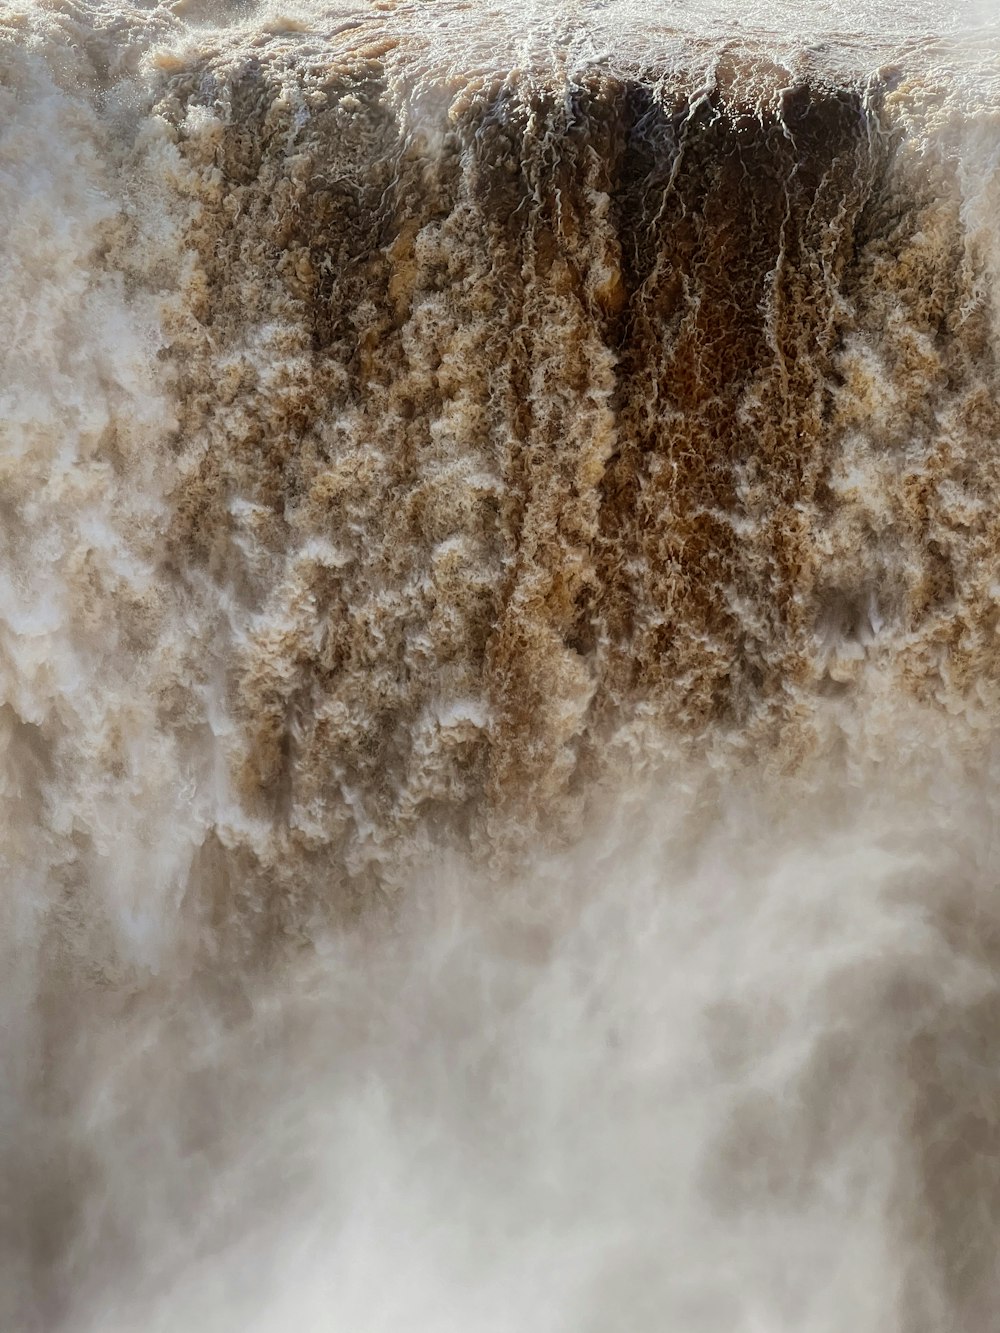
3, 0, 1000, 1328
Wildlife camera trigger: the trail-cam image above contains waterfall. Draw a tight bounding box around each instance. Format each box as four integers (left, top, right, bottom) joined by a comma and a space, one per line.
2, 2, 1000, 1328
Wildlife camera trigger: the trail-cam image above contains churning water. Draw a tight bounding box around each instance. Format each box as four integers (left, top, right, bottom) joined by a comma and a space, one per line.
2, 0, 1000, 1327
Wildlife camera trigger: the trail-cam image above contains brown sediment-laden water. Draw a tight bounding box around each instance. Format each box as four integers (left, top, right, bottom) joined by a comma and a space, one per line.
2, 1, 1000, 1328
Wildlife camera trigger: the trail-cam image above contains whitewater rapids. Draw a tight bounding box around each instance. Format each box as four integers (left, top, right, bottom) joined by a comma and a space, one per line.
2, 1, 1000, 1328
